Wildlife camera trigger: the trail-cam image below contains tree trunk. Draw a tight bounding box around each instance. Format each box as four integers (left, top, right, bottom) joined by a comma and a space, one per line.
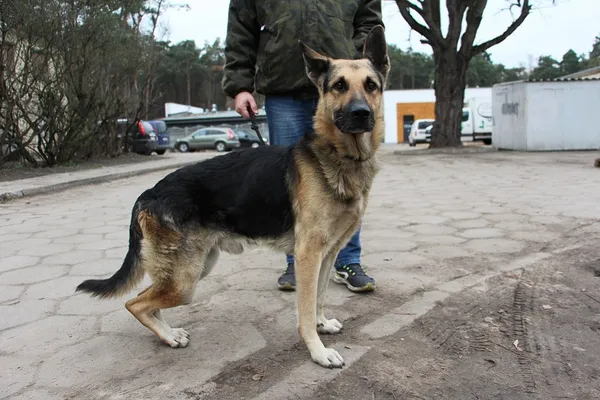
430, 51, 468, 148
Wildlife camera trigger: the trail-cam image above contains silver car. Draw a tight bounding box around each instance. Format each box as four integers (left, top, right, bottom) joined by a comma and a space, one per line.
175, 127, 241, 153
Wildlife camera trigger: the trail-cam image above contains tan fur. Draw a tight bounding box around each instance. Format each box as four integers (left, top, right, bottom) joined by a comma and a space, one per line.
95, 26, 389, 368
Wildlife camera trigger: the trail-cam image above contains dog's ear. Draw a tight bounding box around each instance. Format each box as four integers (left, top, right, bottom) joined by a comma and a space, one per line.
362, 25, 390, 79
299, 41, 330, 86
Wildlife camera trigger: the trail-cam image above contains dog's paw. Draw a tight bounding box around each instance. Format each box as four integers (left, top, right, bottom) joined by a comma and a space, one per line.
317, 318, 343, 334
164, 328, 190, 348
311, 347, 345, 369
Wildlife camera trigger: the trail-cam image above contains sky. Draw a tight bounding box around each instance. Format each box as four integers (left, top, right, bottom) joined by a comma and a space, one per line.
159, 0, 599, 70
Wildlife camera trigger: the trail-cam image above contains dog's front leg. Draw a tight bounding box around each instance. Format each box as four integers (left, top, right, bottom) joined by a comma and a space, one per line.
316, 251, 343, 335
295, 239, 345, 369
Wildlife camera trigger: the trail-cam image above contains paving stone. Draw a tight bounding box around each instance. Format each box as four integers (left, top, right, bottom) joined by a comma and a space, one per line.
69, 258, 123, 276
58, 293, 125, 315
59, 220, 106, 231
82, 226, 123, 235
361, 290, 450, 339
32, 228, 80, 239
0, 299, 55, 330
0, 238, 51, 254
362, 238, 417, 253
36, 336, 159, 389
404, 224, 457, 235
24, 276, 89, 300
401, 215, 448, 225
196, 290, 288, 322
76, 239, 125, 251
362, 252, 426, 268
17, 243, 74, 257
449, 219, 491, 229
105, 247, 128, 259
0, 355, 37, 398
484, 213, 528, 222
412, 234, 467, 245
0, 255, 39, 273
465, 238, 526, 254
512, 230, 561, 243
459, 228, 505, 239
11, 389, 62, 400
42, 250, 104, 265
0, 315, 97, 357
53, 234, 104, 244
1, 266, 68, 285
440, 211, 483, 220
0, 233, 32, 242
0, 285, 24, 303
416, 245, 471, 259
494, 221, 542, 231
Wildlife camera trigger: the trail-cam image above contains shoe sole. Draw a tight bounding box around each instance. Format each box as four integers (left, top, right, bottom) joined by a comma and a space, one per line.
278, 282, 296, 291
333, 274, 376, 293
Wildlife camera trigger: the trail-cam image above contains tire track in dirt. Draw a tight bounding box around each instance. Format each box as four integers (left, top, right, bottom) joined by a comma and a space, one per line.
511, 281, 537, 394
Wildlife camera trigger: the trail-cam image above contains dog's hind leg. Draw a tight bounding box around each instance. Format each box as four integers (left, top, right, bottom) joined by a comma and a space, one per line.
125, 245, 208, 348
316, 250, 343, 335
295, 237, 345, 369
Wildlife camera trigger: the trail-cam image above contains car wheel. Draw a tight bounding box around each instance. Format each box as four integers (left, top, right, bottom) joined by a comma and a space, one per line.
483, 139, 492, 145
156, 150, 166, 155
177, 142, 189, 153
215, 141, 226, 152
251, 142, 259, 148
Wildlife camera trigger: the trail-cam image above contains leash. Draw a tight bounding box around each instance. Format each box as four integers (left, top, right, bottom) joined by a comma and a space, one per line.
248, 107, 267, 146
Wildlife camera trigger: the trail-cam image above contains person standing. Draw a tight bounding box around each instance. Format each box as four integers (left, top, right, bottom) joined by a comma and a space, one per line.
222, 0, 382, 293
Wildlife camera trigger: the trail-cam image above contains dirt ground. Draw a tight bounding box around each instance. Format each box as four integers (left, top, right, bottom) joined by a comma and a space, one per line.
0, 152, 161, 182
309, 240, 600, 400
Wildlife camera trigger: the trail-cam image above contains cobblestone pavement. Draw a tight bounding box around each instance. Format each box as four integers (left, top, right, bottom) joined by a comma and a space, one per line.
1, 150, 599, 399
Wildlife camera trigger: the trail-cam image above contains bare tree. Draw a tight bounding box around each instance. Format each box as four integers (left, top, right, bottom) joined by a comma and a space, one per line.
393, 0, 553, 147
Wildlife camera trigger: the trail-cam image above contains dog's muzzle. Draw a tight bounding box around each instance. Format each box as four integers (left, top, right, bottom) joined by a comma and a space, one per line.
335, 100, 374, 134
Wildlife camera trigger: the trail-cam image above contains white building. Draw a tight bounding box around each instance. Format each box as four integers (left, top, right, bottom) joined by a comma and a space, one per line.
492, 78, 600, 151
382, 87, 492, 144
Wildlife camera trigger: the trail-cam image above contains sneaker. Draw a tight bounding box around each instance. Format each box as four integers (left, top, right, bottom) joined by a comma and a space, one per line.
333, 263, 375, 292
277, 263, 296, 291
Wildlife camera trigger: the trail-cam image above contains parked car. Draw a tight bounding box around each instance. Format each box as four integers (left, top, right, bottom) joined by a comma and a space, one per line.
236, 129, 268, 148
175, 127, 240, 153
131, 120, 158, 155
408, 119, 434, 146
147, 120, 172, 154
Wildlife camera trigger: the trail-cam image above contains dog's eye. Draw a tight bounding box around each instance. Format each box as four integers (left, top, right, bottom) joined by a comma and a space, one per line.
333, 80, 346, 92
366, 81, 377, 92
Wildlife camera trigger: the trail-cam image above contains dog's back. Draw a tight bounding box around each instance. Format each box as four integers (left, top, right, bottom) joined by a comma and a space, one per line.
142, 145, 297, 238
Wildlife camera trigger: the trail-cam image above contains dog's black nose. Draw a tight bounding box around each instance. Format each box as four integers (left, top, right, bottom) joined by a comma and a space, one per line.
350, 103, 371, 120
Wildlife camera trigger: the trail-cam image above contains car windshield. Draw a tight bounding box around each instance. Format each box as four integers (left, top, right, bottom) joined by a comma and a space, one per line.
418, 121, 433, 129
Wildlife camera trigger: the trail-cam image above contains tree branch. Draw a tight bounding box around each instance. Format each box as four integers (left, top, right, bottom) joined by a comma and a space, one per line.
472, 0, 531, 55
458, 0, 487, 59
445, 0, 468, 51
395, 0, 445, 49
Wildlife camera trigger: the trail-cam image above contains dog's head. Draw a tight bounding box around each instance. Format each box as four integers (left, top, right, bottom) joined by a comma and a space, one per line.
299, 25, 389, 160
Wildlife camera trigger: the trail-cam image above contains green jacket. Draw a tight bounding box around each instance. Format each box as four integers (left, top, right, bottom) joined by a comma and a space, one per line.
222, 0, 383, 99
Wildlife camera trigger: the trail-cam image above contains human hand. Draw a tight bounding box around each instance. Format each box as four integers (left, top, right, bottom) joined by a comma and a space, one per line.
234, 91, 258, 119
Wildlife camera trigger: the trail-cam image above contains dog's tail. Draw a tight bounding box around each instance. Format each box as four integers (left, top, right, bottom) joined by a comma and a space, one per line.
76, 205, 145, 299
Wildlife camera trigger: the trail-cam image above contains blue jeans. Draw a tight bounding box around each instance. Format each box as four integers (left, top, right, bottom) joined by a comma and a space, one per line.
265, 95, 362, 270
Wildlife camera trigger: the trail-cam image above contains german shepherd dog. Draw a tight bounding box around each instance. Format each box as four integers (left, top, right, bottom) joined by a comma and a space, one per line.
76, 25, 390, 369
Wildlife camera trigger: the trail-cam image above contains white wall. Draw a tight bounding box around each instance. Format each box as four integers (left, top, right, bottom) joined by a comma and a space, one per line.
493, 80, 600, 151
492, 81, 528, 150
526, 80, 600, 150
383, 87, 492, 143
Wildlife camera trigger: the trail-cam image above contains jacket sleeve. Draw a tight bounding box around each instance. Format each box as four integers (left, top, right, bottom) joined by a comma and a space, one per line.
222, 0, 260, 98
352, 0, 384, 55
